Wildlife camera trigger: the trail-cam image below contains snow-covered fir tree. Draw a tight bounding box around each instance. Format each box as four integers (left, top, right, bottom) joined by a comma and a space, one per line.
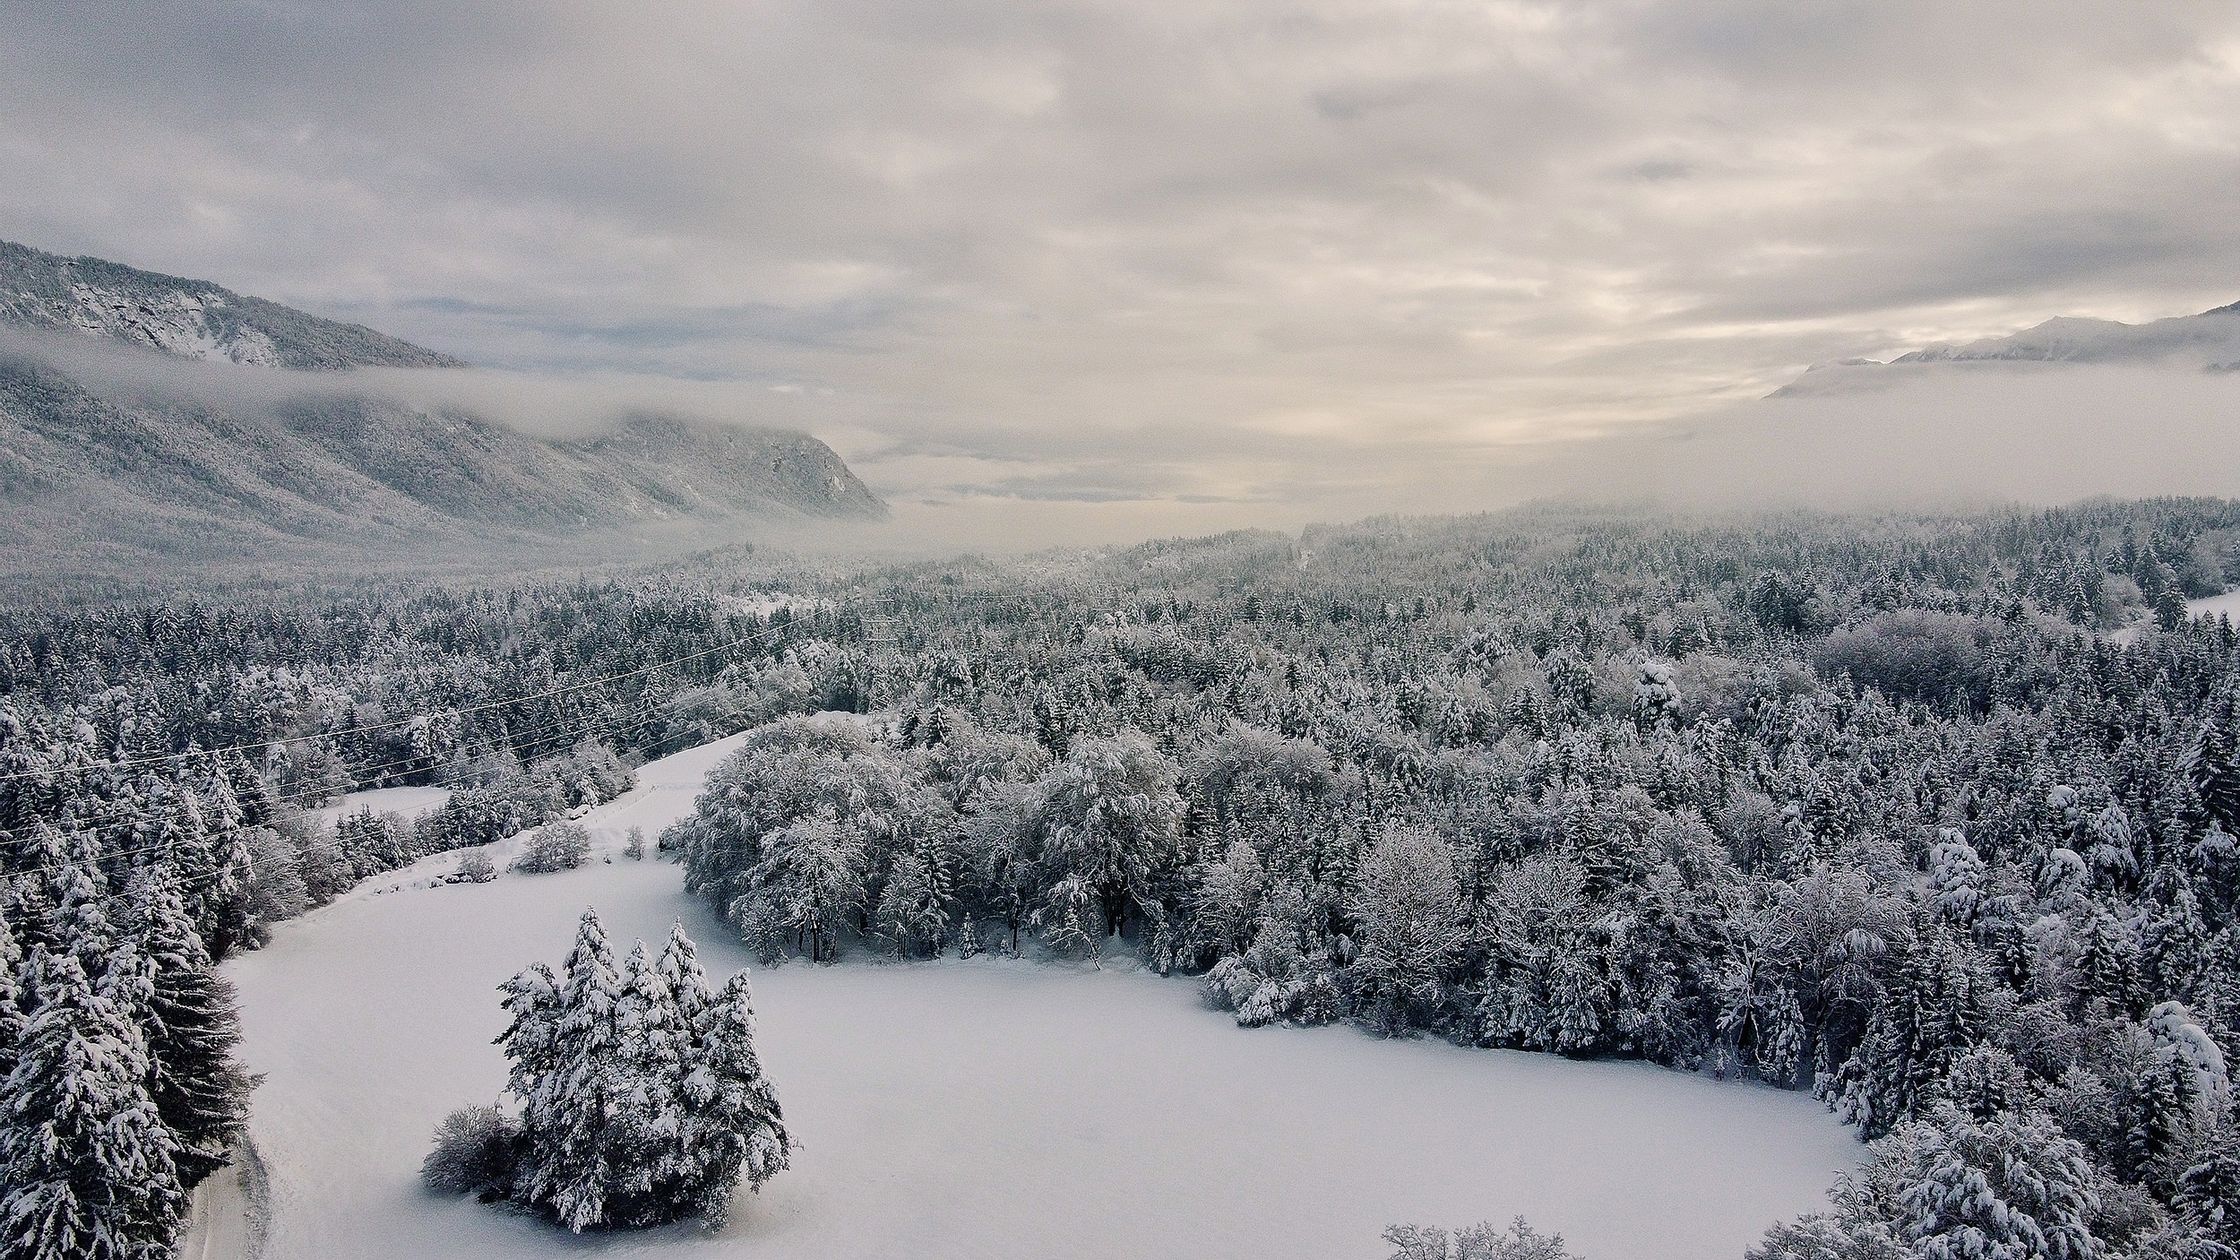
116, 867, 251, 1188
482, 910, 788, 1231
0, 950, 186, 1260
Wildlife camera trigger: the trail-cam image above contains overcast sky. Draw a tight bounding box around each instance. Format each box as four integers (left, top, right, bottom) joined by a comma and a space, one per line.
5, 1, 2239, 542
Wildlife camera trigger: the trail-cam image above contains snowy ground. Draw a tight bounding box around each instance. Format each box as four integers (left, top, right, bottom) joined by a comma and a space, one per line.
310, 786, 453, 831
225, 734, 1858, 1260
2188, 590, 2240, 624
2106, 589, 2240, 644
178, 1153, 254, 1260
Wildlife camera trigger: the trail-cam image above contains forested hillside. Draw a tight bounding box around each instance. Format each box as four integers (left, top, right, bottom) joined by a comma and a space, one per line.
3, 498, 2240, 1257
0, 239, 885, 579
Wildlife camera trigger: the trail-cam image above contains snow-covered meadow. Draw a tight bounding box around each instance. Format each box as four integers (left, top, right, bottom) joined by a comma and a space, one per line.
310, 785, 452, 831
226, 738, 1858, 1260
2106, 589, 2240, 645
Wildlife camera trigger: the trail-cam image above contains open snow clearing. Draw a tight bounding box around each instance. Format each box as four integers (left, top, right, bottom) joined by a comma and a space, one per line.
224, 733, 1857, 1260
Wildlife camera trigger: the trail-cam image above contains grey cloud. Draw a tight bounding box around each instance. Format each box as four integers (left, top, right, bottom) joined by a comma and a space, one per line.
3, 0, 2238, 544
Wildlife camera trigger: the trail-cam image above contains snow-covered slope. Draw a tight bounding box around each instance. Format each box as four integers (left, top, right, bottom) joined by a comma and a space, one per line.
0, 240, 886, 575
224, 734, 1857, 1260
0, 240, 463, 369
310, 786, 453, 832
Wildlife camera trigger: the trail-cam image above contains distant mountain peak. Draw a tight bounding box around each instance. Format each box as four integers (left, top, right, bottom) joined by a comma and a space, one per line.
1772, 295, 2240, 396
0, 238, 466, 369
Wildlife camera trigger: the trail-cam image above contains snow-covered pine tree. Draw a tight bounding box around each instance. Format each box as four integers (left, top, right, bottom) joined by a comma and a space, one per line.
39, 829, 114, 981
655, 919, 712, 1033
2073, 906, 2145, 1019
603, 941, 684, 1225
515, 908, 626, 1232
2189, 694, 2240, 836
677, 971, 790, 1225
117, 867, 251, 1188
0, 950, 187, 1260
2126, 1045, 2201, 1191
874, 848, 950, 958
2178, 1141, 2240, 1253
1927, 829, 1986, 924
497, 961, 561, 1106
0, 910, 24, 1086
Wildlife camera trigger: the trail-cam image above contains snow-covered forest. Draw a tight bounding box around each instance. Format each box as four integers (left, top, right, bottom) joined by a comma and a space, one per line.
5, 498, 2240, 1258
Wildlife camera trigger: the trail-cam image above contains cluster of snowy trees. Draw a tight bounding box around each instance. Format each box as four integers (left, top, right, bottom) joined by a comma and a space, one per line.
426, 910, 788, 1231
511, 823, 592, 875
0, 855, 249, 1259
1384, 1219, 1581, 1260
5, 498, 2240, 1255
652, 501, 2240, 1258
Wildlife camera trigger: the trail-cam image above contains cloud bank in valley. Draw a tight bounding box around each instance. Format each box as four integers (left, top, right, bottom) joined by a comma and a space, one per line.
12, 322, 2238, 555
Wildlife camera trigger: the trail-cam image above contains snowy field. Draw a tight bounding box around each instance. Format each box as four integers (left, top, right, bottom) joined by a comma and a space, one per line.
226, 736, 1858, 1260
2189, 590, 2240, 623
2106, 588, 2240, 644
310, 785, 453, 831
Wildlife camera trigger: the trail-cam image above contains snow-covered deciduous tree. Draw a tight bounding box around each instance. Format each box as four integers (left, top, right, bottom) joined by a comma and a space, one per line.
513, 823, 592, 874
1384, 1217, 1581, 1260
736, 810, 867, 963
1033, 732, 1186, 939
420, 1105, 521, 1198
1184, 839, 1266, 967
1346, 826, 1464, 1032
1206, 887, 1339, 1028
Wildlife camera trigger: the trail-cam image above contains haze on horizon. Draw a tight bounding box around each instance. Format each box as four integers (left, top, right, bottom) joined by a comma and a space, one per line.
5, 0, 2239, 546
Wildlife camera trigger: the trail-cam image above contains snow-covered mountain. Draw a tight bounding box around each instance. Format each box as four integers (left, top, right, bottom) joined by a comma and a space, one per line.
1771, 298, 2240, 396
0, 240, 884, 574
0, 240, 466, 369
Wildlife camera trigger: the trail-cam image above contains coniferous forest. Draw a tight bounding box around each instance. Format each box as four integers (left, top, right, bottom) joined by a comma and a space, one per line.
4, 498, 2240, 1257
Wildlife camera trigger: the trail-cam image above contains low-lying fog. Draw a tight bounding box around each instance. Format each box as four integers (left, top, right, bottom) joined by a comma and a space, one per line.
12, 324, 2238, 555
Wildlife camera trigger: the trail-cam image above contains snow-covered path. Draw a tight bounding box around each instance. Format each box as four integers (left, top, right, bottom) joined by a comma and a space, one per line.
227, 736, 1858, 1260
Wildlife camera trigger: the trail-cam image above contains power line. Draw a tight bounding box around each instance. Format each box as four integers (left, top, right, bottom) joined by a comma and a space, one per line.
0, 707, 678, 881
0, 619, 794, 785
0, 589, 899, 877
0, 701, 672, 855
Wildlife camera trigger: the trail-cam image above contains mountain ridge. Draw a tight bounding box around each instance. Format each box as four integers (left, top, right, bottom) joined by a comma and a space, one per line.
0, 239, 468, 370
1771, 297, 2240, 397
0, 239, 885, 575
